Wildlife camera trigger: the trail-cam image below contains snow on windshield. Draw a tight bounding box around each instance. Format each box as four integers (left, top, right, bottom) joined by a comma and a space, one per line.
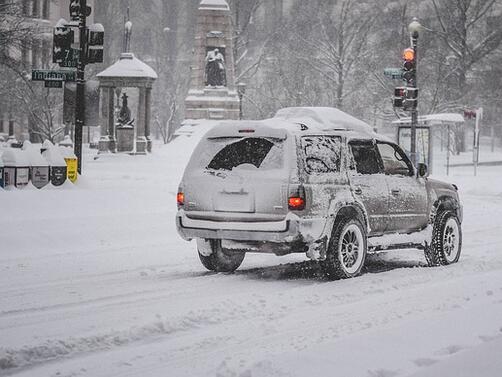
202, 137, 284, 171
301, 136, 341, 174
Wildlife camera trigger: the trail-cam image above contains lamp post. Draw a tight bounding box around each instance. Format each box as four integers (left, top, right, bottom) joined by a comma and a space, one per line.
237, 82, 246, 120
408, 17, 421, 167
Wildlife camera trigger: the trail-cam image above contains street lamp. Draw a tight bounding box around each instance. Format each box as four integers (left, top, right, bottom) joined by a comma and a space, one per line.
237, 82, 246, 120
408, 17, 421, 168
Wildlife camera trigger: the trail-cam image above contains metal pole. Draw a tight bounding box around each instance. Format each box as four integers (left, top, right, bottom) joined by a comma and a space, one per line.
491, 125, 495, 153
446, 124, 450, 176
239, 93, 243, 120
74, 0, 87, 174
473, 108, 481, 176
410, 32, 418, 167
8, 114, 14, 137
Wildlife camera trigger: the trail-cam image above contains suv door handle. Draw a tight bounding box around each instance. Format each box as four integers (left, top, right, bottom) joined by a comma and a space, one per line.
391, 189, 400, 195
354, 187, 362, 195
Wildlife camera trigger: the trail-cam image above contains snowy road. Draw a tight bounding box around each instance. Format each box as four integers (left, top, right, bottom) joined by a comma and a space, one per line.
1, 134, 502, 377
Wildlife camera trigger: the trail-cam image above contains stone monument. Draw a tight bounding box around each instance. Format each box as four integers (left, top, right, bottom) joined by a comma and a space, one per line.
115, 93, 135, 152
96, 15, 157, 154
184, 0, 239, 120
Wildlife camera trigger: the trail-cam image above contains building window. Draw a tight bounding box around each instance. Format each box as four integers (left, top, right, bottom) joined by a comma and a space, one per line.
33, 0, 40, 18
22, 0, 31, 17
42, 0, 49, 19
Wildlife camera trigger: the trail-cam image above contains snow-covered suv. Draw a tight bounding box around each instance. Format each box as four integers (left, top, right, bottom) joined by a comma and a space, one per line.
176, 107, 462, 279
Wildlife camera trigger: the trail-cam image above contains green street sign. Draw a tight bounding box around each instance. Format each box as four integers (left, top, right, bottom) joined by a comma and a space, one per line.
384, 68, 404, 79
45, 79, 63, 88
32, 69, 76, 82
60, 48, 80, 68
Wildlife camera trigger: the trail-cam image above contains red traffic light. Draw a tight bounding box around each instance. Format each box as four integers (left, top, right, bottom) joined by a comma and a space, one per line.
394, 87, 406, 97
463, 110, 477, 119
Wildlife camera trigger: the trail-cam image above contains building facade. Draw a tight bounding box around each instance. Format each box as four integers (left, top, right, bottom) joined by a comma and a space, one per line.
0, 0, 93, 142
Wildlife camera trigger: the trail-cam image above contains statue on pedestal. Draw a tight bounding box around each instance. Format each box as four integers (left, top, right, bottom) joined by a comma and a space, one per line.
117, 93, 134, 127
205, 48, 226, 87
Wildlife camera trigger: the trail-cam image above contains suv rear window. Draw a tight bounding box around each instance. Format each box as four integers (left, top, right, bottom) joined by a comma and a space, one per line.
301, 136, 342, 174
207, 137, 283, 171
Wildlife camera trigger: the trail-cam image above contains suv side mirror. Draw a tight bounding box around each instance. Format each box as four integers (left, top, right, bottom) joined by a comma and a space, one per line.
417, 163, 428, 178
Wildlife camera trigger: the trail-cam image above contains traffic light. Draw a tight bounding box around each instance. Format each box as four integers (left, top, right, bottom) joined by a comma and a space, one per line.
402, 47, 415, 86
464, 109, 476, 119
403, 87, 418, 110
87, 23, 104, 64
53, 24, 74, 64
69, 1, 79, 20
69, 1, 91, 21
393, 87, 406, 108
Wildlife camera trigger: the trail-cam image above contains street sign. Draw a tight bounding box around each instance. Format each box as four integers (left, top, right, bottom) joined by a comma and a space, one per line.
384, 68, 403, 79
60, 48, 80, 68
45, 79, 63, 88
32, 69, 76, 82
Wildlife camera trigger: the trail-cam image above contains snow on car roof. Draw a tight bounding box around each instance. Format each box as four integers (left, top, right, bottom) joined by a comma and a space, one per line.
273, 107, 376, 135
203, 107, 388, 142
204, 120, 291, 140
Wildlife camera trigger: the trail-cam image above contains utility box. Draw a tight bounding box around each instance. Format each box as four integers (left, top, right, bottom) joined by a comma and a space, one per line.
42, 141, 67, 187
59, 146, 78, 183
2, 149, 30, 188
23, 142, 50, 189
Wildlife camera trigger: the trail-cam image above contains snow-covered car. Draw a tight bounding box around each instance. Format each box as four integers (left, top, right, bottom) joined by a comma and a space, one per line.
176, 107, 462, 279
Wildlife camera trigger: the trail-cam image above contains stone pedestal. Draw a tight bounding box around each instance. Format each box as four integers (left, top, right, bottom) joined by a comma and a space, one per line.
185, 88, 239, 120
184, 0, 238, 121
135, 136, 147, 154
98, 135, 110, 153
116, 126, 134, 152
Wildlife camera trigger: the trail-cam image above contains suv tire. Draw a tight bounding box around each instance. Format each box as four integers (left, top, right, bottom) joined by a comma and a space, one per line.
321, 217, 367, 280
425, 210, 462, 266
198, 240, 245, 272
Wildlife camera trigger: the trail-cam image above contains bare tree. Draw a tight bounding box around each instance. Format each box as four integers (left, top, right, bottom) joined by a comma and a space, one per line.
430, 0, 502, 103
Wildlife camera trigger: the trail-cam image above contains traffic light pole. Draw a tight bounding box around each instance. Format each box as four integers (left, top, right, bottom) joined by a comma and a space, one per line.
410, 31, 418, 168
74, 0, 87, 174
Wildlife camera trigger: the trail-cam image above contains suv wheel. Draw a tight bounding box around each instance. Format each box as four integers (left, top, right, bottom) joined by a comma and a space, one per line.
321, 218, 367, 280
425, 211, 462, 266
197, 239, 245, 272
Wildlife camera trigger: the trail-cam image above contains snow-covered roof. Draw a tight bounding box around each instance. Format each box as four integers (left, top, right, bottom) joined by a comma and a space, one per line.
392, 113, 465, 125
97, 53, 158, 80
273, 107, 377, 137
199, 0, 230, 11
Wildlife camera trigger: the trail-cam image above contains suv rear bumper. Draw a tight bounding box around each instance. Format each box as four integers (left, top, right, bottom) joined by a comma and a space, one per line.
176, 210, 325, 244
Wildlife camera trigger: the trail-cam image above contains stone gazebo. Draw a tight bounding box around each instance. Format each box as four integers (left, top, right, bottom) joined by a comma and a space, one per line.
97, 53, 157, 154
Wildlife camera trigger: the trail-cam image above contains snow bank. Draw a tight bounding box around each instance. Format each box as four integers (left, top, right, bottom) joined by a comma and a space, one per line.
42, 143, 66, 166
1, 148, 30, 167
22, 142, 49, 166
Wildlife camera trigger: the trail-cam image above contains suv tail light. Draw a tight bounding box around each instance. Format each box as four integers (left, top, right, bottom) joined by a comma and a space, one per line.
177, 192, 185, 207
288, 185, 306, 211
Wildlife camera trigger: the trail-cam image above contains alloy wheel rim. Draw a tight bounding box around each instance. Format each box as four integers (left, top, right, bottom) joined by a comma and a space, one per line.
443, 218, 460, 263
339, 224, 364, 274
